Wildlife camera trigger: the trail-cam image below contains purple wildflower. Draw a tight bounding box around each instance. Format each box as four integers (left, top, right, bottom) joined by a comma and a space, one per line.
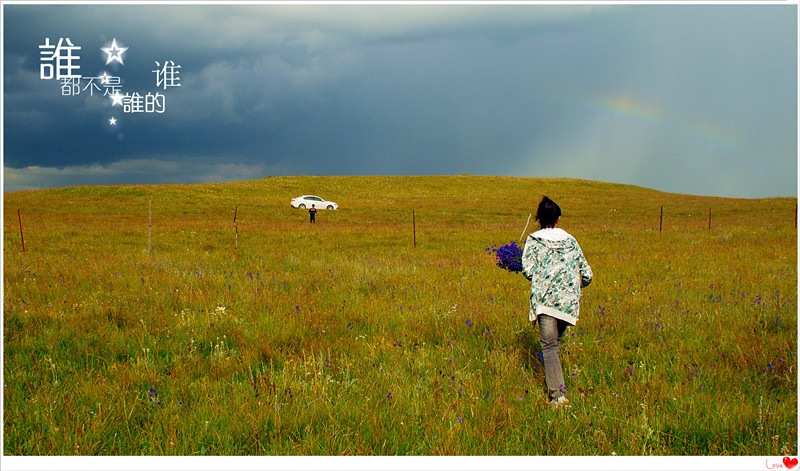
488, 242, 524, 273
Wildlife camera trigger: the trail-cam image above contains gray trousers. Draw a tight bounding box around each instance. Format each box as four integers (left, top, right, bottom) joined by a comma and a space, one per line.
538, 314, 569, 400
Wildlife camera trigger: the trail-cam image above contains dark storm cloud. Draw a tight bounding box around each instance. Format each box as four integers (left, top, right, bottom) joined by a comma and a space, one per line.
2, 4, 796, 197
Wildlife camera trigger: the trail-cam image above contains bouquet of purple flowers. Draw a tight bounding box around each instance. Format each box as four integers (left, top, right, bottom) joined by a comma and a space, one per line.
487, 241, 524, 273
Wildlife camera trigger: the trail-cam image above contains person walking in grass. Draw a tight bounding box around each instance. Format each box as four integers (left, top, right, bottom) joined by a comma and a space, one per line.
309, 204, 317, 223
522, 196, 593, 408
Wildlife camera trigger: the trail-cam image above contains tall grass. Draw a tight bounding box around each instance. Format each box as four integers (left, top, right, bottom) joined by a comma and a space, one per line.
3, 175, 796, 455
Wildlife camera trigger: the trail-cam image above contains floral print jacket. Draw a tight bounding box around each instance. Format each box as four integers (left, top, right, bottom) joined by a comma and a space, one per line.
522, 228, 592, 325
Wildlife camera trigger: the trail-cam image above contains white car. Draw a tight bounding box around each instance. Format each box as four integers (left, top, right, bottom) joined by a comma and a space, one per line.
290, 195, 338, 210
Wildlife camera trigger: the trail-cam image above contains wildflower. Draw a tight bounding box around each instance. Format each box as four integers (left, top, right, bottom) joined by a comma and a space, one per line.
457, 418, 463, 423
465, 319, 473, 327
488, 242, 524, 272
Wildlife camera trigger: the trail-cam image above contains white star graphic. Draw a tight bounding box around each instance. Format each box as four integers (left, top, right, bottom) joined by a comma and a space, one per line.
109, 91, 125, 106
102, 38, 128, 65
99, 72, 111, 84
109, 117, 117, 126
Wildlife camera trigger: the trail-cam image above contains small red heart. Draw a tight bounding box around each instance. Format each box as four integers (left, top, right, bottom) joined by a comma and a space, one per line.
784, 457, 799, 469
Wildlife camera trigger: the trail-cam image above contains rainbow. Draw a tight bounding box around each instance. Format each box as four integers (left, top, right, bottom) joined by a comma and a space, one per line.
587, 94, 740, 152
590, 95, 661, 124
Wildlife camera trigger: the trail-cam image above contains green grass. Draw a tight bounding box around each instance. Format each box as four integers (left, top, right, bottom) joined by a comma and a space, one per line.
3, 175, 797, 455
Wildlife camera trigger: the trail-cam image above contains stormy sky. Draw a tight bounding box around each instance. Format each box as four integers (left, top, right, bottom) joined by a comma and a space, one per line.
2, 3, 797, 198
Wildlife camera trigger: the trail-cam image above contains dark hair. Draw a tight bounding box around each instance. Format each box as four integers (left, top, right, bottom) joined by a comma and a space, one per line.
536, 196, 561, 229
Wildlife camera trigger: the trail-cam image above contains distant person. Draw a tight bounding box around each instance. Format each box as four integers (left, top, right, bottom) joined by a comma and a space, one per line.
309, 204, 317, 223
522, 196, 593, 408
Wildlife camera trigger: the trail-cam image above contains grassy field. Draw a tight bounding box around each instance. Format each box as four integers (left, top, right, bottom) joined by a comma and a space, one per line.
2, 175, 797, 456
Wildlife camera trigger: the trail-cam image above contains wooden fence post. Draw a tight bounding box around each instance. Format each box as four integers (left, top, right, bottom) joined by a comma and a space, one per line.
412, 210, 416, 248
148, 200, 152, 254
233, 206, 239, 251
18, 209, 25, 252
659, 206, 663, 233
